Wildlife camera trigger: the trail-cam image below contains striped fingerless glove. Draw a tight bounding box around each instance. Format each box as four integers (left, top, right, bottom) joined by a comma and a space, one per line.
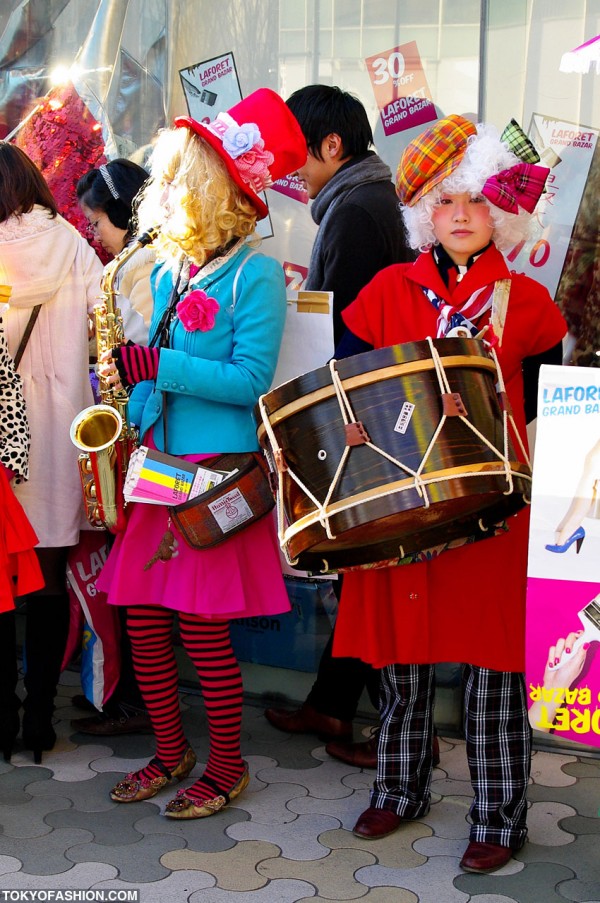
112, 344, 159, 387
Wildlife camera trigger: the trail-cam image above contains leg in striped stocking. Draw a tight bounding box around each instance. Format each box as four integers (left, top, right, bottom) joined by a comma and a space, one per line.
165, 615, 248, 819
110, 606, 195, 803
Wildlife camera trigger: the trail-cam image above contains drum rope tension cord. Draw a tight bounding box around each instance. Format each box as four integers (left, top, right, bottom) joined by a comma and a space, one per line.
258, 336, 531, 567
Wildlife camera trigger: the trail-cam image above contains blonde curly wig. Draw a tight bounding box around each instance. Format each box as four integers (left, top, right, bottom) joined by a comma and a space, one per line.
402, 123, 536, 254
136, 125, 258, 267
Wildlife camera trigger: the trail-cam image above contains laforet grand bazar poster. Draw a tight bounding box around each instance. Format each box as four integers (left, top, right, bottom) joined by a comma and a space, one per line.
365, 41, 437, 137
526, 364, 600, 748
508, 114, 598, 298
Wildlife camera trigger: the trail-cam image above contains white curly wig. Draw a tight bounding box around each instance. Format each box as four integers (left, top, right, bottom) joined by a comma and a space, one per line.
402, 123, 535, 253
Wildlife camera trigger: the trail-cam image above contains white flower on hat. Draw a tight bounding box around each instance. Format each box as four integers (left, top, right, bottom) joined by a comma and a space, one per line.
223, 122, 261, 159
206, 112, 274, 192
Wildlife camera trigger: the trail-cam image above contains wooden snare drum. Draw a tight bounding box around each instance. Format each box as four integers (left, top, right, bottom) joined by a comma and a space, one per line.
257, 337, 531, 572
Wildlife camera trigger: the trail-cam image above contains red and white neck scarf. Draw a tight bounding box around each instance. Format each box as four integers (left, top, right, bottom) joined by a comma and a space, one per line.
421, 282, 495, 338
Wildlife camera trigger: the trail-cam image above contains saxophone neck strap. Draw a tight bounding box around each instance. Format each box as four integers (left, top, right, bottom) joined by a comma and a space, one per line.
149, 260, 187, 350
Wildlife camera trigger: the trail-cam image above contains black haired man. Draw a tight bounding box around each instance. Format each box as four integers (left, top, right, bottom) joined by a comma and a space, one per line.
264, 84, 418, 769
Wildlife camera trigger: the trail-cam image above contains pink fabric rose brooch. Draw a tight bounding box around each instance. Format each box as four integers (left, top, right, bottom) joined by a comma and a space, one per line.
176, 289, 219, 332
206, 113, 275, 193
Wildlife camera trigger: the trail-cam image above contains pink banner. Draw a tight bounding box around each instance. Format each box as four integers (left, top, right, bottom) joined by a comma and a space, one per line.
283, 261, 308, 291
527, 577, 600, 745
526, 364, 600, 748
272, 173, 308, 204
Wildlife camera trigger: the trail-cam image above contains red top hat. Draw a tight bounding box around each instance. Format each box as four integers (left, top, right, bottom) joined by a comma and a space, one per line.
174, 88, 307, 220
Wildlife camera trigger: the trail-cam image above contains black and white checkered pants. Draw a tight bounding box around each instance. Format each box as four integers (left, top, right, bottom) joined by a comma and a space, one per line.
371, 663, 531, 849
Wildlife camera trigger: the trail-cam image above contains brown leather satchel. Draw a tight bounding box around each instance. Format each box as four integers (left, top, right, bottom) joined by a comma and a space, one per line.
168, 451, 275, 550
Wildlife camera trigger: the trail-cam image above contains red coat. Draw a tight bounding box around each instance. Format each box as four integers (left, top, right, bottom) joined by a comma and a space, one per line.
0, 467, 43, 612
334, 245, 566, 672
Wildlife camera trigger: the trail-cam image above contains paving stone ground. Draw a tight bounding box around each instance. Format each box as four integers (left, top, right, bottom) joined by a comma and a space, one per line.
0, 670, 599, 902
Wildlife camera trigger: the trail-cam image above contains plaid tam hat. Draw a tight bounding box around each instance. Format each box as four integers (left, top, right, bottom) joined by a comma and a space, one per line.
396, 114, 477, 206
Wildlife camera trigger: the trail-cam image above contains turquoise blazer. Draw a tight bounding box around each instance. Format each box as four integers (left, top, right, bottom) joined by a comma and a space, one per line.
129, 244, 286, 454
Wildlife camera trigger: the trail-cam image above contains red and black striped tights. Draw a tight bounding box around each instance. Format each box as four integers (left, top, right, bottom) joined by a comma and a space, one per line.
125, 606, 245, 801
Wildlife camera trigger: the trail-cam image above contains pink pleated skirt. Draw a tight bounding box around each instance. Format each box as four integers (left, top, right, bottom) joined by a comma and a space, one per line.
96, 448, 290, 620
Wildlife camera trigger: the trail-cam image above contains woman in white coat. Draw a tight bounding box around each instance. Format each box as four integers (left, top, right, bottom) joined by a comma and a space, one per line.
0, 142, 103, 762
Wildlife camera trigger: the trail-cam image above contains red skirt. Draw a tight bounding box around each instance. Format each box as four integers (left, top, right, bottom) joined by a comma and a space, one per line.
0, 468, 44, 611
333, 508, 530, 673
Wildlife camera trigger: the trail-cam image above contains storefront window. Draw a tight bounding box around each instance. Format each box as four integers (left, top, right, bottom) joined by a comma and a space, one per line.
280, 0, 307, 28
333, 0, 361, 28
444, 0, 482, 25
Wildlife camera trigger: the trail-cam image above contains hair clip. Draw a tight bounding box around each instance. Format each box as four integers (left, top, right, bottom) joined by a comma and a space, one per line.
99, 164, 120, 200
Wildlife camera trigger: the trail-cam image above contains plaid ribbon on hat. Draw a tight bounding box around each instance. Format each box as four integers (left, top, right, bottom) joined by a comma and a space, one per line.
482, 162, 550, 214
500, 119, 541, 164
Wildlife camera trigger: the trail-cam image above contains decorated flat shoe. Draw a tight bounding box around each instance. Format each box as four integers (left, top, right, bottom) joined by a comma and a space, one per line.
110, 745, 196, 803
165, 763, 249, 819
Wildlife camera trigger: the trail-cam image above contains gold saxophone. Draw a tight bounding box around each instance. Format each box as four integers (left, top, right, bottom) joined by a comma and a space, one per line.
70, 227, 160, 532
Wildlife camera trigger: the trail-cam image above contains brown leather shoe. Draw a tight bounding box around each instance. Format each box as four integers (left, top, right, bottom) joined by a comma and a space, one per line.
352, 806, 404, 839
71, 710, 153, 736
326, 733, 378, 768
264, 703, 352, 741
460, 840, 513, 873
327, 731, 440, 770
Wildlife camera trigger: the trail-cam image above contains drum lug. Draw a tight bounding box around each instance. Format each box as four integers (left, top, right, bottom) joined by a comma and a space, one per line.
498, 391, 513, 416
345, 421, 370, 446
274, 449, 288, 472
442, 392, 468, 417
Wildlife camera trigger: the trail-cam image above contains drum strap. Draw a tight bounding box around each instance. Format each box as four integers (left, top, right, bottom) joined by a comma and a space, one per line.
488, 279, 511, 346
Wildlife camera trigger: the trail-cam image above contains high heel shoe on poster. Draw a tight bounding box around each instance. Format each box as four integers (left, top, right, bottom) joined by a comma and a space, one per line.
545, 526, 585, 554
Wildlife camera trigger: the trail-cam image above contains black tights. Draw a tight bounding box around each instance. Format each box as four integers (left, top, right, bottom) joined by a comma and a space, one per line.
0, 547, 71, 718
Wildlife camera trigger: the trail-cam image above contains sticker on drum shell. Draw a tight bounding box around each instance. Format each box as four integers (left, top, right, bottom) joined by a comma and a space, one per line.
394, 402, 415, 434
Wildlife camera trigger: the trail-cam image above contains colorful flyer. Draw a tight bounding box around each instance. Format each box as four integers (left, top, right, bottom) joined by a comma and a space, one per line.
124, 447, 225, 505
526, 364, 600, 748
365, 41, 437, 137
506, 114, 598, 298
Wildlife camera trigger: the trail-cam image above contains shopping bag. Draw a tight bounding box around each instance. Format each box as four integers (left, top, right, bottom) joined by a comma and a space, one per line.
64, 531, 121, 709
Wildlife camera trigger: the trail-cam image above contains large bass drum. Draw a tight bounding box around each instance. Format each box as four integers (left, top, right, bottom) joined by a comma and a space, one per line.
257, 337, 531, 572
